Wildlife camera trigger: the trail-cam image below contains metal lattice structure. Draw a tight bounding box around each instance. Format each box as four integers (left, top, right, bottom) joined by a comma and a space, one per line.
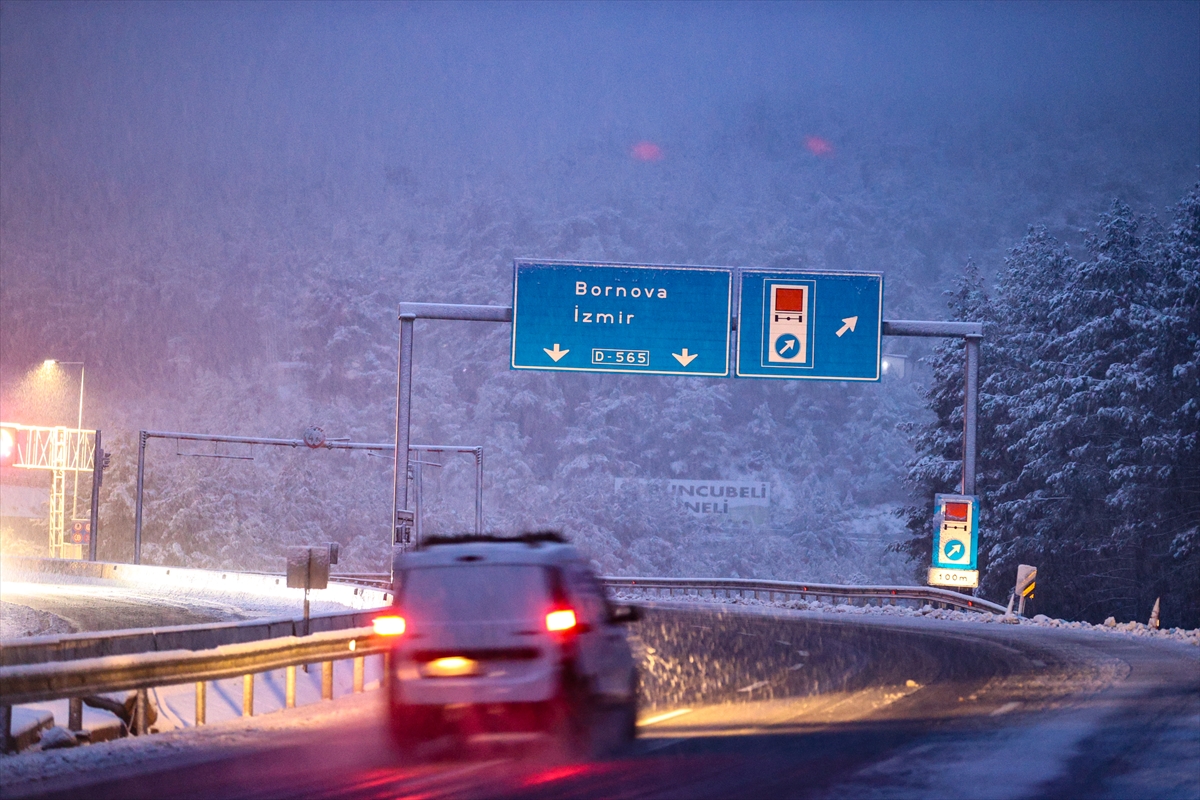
1, 423, 96, 558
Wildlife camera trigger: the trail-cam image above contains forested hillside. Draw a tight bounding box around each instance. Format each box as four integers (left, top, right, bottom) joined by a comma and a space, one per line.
1, 4, 1197, 622
905, 186, 1200, 627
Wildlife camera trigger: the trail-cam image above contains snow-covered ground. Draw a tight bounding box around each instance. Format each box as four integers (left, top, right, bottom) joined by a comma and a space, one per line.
0, 579, 373, 635
0, 600, 75, 639
1, 683, 387, 799
0, 558, 389, 638
0, 560, 392, 765
611, 590, 1200, 646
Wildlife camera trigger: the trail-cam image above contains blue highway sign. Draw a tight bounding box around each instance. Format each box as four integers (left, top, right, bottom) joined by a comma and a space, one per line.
932, 493, 978, 571
736, 270, 883, 381
511, 261, 732, 376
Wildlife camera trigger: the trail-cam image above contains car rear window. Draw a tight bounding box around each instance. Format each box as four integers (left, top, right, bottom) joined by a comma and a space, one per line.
399, 565, 551, 623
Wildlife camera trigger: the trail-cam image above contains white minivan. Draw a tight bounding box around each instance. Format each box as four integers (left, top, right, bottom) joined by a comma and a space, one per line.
374, 533, 640, 756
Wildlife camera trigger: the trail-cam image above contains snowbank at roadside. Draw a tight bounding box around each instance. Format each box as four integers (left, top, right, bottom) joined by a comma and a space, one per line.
611, 590, 1200, 646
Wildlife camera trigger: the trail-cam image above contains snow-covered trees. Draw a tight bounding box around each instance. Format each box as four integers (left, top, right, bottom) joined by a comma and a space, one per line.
906, 185, 1200, 627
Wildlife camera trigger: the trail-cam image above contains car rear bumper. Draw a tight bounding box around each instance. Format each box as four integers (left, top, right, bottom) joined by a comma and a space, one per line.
391, 654, 561, 706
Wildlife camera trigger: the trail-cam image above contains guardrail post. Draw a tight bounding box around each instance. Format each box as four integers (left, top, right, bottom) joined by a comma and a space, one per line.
69, 698, 82, 731
135, 688, 148, 735
286, 665, 297, 709
243, 674, 254, 717
353, 656, 364, 693
1, 705, 12, 753
195, 682, 206, 726
322, 661, 333, 700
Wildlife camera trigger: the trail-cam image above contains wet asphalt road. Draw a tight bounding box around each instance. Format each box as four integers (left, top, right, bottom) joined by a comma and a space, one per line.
12, 606, 1200, 800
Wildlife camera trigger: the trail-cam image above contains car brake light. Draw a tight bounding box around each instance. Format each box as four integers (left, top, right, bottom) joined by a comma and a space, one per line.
373, 614, 406, 636
545, 609, 577, 632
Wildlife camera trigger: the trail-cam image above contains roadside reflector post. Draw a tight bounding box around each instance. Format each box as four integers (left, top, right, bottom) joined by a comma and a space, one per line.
243, 674, 254, 717
1149, 597, 1161, 629
68, 698, 82, 731
286, 665, 297, 708
353, 656, 364, 693
322, 661, 333, 700
1015, 564, 1037, 616
196, 682, 206, 726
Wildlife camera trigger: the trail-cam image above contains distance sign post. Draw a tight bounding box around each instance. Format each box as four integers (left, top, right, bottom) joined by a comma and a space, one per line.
928, 493, 979, 588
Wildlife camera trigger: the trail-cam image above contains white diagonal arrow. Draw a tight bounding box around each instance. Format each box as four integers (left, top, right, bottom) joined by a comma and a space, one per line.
543, 343, 569, 362
673, 348, 698, 367
836, 316, 858, 337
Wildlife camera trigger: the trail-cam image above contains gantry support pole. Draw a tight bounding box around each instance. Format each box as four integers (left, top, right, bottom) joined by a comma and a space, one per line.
963, 335, 981, 495
392, 314, 416, 555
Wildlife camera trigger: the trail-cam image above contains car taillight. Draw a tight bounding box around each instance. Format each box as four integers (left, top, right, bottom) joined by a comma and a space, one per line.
373, 614, 406, 636
545, 609, 577, 632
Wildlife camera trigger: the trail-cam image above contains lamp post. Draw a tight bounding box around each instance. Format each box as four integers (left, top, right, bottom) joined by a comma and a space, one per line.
42, 360, 86, 552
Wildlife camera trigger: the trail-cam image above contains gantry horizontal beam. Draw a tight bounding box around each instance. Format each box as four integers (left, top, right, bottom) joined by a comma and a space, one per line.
396, 303, 983, 339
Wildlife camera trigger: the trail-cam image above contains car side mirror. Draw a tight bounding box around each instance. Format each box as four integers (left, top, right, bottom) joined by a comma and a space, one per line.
609, 604, 642, 624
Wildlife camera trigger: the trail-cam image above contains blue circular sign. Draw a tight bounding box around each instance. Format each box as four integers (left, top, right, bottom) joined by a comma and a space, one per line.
774, 333, 801, 358
943, 540, 966, 560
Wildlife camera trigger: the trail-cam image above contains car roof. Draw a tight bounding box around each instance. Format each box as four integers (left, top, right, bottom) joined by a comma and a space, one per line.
399, 534, 585, 568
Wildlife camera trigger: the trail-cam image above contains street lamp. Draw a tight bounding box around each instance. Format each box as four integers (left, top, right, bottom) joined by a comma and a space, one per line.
41, 360, 86, 523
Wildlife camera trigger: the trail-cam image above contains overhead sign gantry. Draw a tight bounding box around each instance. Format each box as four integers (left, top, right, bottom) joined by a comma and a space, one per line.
395, 261, 981, 568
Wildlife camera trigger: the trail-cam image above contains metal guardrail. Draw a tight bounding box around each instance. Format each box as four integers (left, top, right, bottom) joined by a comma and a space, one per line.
0, 627, 387, 752
600, 576, 1008, 615
327, 574, 1007, 615
0, 609, 383, 668
2, 573, 1002, 671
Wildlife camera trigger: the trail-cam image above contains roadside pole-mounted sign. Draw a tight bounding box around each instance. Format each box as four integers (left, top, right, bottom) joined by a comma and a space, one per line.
511, 261, 732, 377
736, 271, 883, 381
928, 493, 979, 588
287, 543, 339, 635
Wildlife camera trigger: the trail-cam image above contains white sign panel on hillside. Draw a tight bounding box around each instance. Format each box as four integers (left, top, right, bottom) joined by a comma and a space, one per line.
615, 479, 771, 524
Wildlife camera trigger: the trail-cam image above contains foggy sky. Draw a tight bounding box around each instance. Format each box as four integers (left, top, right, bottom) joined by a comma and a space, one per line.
3, 2, 1196, 212
2, 0, 1198, 399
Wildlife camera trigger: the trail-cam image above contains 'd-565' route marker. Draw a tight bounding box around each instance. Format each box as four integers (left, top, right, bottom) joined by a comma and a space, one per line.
736, 270, 883, 381
511, 261, 732, 377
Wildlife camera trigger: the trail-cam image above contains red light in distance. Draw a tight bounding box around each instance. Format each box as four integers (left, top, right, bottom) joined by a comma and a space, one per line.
805, 136, 834, 157
630, 141, 664, 162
